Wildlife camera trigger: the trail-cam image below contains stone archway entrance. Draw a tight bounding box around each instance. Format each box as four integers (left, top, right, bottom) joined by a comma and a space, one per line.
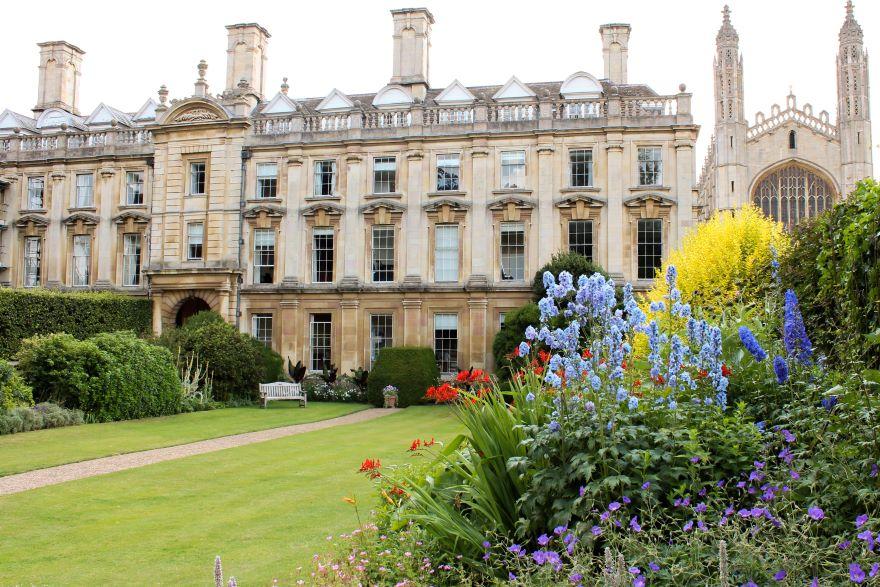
175, 297, 211, 327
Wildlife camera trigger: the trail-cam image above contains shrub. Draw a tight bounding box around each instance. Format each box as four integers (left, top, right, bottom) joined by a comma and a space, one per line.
646, 205, 788, 318
0, 359, 34, 411
0, 403, 84, 435
158, 311, 283, 402
532, 251, 606, 301
367, 347, 439, 408
780, 179, 880, 367
16, 331, 182, 421
303, 374, 367, 403
0, 288, 151, 359
492, 303, 541, 378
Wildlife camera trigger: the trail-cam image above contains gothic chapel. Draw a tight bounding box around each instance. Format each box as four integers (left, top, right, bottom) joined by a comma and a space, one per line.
698, 2, 873, 227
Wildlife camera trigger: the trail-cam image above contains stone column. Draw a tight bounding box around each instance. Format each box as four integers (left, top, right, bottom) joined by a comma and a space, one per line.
46, 170, 66, 287
339, 298, 360, 372
467, 143, 490, 287
674, 135, 695, 250
95, 167, 116, 287
467, 297, 488, 369
151, 293, 164, 335
403, 150, 424, 285
279, 299, 300, 365
536, 143, 556, 268
282, 154, 303, 285
605, 136, 625, 280
402, 298, 422, 346
341, 153, 363, 287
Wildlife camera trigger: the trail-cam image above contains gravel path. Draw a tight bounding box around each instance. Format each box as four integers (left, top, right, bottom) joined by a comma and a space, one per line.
0, 408, 396, 496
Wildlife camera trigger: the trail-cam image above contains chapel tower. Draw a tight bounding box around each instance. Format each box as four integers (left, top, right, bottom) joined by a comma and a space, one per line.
837, 0, 872, 195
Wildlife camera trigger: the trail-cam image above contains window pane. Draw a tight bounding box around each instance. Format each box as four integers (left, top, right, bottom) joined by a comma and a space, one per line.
568, 220, 593, 261
27, 178, 44, 210
126, 171, 144, 205
638, 147, 662, 186
313, 227, 334, 283
122, 233, 141, 286
372, 225, 395, 282
75, 173, 94, 207
436, 153, 460, 191
569, 150, 593, 187
373, 157, 397, 193
190, 162, 206, 195
310, 313, 332, 371
637, 218, 663, 279
501, 151, 526, 189
187, 223, 204, 260
369, 314, 393, 367
434, 313, 458, 373
256, 163, 277, 199
500, 221, 525, 280
72, 235, 90, 286
24, 237, 41, 287
252, 314, 273, 348
434, 224, 459, 282
253, 228, 275, 284
313, 160, 336, 196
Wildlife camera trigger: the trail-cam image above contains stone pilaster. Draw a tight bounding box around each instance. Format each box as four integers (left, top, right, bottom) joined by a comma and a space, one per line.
674, 135, 695, 248
402, 298, 422, 346
282, 154, 303, 286
94, 167, 116, 287
341, 153, 363, 287
536, 143, 556, 268
403, 149, 424, 285
339, 298, 360, 372
467, 144, 490, 287
605, 138, 625, 280
467, 297, 488, 369
46, 170, 66, 287
279, 299, 300, 364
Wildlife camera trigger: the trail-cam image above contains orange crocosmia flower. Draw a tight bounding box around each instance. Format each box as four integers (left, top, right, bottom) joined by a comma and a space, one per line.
534, 366, 544, 375
423, 437, 435, 447
633, 379, 642, 388
359, 458, 382, 478
653, 374, 666, 385
538, 349, 551, 364
722, 364, 732, 377
621, 360, 627, 370
456, 370, 469, 383
582, 349, 593, 359
409, 439, 421, 452
697, 369, 708, 379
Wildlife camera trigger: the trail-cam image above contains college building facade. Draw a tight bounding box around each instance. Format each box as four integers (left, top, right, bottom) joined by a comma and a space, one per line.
0, 8, 700, 374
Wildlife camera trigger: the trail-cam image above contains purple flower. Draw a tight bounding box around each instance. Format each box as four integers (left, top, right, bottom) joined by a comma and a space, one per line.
738, 326, 767, 362
821, 396, 838, 411
569, 573, 583, 584
683, 520, 694, 532
773, 569, 787, 581
537, 533, 550, 546
839, 540, 852, 550
872, 463, 879, 478
608, 501, 621, 511
807, 506, 825, 521
622, 495, 632, 505
790, 470, 800, 480
871, 564, 880, 579
695, 502, 707, 513
553, 525, 567, 536
509, 572, 517, 581
508, 544, 525, 557
743, 582, 758, 587
773, 355, 789, 384
642, 481, 651, 490
600, 511, 610, 522
633, 577, 646, 587
591, 525, 602, 536
856, 514, 869, 528
781, 429, 796, 443
754, 460, 765, 469
629, 516, 642, 533
482, 540, 491, 549
532, 550, 548, 565
857, 529, 874, 551
783, 289, 813, 364
811, 578, 819, 587
579, 486, 586, 497
850, 562, 866, 583
649, 562, 660, 572
690, 456, 701, 464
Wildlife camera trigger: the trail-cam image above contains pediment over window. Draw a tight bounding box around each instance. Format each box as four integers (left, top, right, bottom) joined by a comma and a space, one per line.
15, 214, 50, 228
316, 89, 355, 112
359, 200, 407, 215
623, 193, 675, 208
112, 210, 150, 224
488, 195, 536, 210
243, 203, 286, 218
85, 103, 133, 127
162, 99, 229, 124
554, 194, 606, 208
423, 198, 471, 212
301, 202, 344, 217
262, 92, 298, 115
559, 72, 603, 99
62, 211, 100, 226
435, 79, 476, 104
492, 76, 536, 101
372, 85, 414, 108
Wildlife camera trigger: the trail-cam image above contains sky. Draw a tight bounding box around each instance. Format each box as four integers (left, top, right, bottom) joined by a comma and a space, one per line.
3, 0, 878, 167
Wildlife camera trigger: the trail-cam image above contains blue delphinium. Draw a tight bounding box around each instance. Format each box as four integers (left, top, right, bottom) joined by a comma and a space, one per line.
738, 326, 767, 362
773, 355, 789, 384
783, 289, 812, 365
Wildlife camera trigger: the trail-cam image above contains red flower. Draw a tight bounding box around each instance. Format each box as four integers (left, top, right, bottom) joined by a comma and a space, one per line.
652, 374, 666, 386
359, 458, 382, 478
422, 437, 435, 447
538, 349, 551, 364
425, 382, 459, 403
722, 364, 732, 377
409, 439, 421, 452
632, 379, 642, 388
697, 369, 708, 380
582, 349, 593, 359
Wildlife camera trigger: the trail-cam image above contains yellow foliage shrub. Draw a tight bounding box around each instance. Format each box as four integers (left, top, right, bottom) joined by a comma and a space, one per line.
645, 206, 788, 318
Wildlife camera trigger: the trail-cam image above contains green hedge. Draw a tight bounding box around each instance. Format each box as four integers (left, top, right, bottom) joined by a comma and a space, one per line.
0, 288, 151, 359
0, 359, 33, 411
16, 331, 182, 422
492, 303, 541, 379
367, 347, 439, 408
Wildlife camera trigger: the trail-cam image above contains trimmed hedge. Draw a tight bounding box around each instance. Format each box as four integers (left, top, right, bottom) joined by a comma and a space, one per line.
492, 303, 541, 379
16, 331, 182, 422
532, 251, 607, 301
0, 288, 151, 359
367, 347, 439, 408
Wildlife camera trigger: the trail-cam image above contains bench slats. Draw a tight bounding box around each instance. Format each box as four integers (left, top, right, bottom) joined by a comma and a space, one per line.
259, 382, 306, 407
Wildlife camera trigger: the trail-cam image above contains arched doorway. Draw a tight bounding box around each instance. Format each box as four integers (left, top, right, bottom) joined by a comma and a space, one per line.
751, 162, 836, 229
175, 297, 211, 327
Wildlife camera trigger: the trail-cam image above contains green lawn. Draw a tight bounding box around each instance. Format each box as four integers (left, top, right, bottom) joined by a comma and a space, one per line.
0, 405, 460, 586
0, 402, 367, 476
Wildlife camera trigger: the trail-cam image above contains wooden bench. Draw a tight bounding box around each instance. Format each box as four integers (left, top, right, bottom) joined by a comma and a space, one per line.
259, 382, 306, 408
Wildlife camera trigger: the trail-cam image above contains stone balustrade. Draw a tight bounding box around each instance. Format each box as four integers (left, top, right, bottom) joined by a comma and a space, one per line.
0, 128, 153, 161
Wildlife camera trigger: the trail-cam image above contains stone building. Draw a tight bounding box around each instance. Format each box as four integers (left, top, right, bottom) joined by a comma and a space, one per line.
0, 8, 699, 374
698, 2, 873, 226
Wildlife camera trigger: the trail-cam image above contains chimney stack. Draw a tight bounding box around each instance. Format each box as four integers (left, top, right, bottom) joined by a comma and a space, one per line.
34, 41, 84, 115
390, 8, 434, 99
225, 23, 270, 99
599, 24, 631, 85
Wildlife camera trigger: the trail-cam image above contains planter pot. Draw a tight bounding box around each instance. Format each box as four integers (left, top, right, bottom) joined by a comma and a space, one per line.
383, 396, 397, 409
